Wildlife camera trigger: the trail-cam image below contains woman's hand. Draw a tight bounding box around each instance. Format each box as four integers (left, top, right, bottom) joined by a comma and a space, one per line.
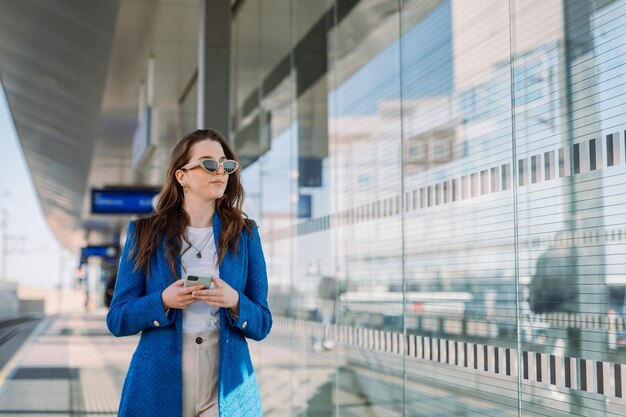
192, 276, 240, 314
161, 279, 204, 310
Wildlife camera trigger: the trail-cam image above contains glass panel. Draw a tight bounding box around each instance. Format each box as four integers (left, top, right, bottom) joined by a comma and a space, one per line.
401, 0, 519, 414
514, 1, 626, 416
330, 0, 404, 415
237, 1, 299, 416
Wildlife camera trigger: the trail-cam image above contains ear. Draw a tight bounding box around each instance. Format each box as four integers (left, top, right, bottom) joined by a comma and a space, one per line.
175, 169, 186, 184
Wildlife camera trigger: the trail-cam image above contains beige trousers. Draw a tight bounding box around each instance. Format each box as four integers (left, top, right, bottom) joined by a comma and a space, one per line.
182, 329, 220, 417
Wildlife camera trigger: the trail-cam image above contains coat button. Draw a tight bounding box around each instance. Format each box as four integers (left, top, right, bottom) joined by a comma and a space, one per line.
242, 321, 247, 328
153, 320, 160, 327
196, 337, 203, 344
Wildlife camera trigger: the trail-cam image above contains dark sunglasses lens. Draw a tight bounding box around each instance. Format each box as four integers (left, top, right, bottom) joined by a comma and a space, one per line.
201, 159, 219, 172
223, 161, 238, 173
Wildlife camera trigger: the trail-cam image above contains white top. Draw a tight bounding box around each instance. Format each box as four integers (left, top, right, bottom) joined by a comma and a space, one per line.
181, 225, 221, 334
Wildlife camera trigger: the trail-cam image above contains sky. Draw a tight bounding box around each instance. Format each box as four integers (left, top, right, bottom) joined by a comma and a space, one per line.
0, 83, 76, 290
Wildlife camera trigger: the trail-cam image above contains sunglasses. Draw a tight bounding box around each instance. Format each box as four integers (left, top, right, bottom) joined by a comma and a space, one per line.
182, 159, 239, 174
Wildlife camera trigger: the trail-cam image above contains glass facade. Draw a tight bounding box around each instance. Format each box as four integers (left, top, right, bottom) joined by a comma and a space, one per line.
232, 0, 626, 415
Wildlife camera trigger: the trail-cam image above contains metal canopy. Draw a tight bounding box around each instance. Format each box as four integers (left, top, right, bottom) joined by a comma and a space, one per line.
0, 0, 119, 251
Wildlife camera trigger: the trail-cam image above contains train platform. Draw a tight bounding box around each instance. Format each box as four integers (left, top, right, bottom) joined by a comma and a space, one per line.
0, 310, 372, 417
0, 310, 126, 416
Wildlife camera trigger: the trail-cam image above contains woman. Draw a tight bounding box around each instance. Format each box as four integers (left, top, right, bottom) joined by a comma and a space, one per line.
106, 129, 272, 417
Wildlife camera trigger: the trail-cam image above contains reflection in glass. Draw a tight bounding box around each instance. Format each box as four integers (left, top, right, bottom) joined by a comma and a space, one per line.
234, 0, 626, 416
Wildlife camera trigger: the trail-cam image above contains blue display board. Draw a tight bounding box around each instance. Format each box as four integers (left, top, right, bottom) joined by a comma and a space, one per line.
80, 245, 119, 259
91, 187, 160, 214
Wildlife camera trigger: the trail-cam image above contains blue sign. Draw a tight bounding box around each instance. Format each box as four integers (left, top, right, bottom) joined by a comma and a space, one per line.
91, 187, 160, 214
80, 245, 119, 259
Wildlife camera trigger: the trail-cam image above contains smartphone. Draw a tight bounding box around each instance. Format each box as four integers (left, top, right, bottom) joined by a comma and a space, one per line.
184, 275, 216, 289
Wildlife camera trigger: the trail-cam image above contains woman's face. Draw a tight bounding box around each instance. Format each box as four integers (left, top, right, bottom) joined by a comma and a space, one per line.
178, 140, 229, 201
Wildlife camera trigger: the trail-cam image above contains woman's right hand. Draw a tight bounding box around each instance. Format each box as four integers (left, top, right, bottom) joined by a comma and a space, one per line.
161, 279, 204, 310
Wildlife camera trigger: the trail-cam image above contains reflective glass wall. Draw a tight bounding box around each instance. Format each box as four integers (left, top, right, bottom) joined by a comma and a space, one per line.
233, 1, 626, 415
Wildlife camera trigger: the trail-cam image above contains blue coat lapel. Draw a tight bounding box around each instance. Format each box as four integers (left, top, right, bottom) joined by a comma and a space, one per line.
213, 211, 243, 289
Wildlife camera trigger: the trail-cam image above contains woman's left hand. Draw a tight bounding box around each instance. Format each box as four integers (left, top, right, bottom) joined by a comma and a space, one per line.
191, 276, 239, 311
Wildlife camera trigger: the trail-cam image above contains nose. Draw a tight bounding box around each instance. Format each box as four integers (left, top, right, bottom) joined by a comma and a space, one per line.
212, 163, 228, 176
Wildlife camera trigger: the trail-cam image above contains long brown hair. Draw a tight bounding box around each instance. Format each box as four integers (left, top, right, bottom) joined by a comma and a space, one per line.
130, 129, 253, 279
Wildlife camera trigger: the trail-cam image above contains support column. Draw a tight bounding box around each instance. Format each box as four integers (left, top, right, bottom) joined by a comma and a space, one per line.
197, 0, 231, 136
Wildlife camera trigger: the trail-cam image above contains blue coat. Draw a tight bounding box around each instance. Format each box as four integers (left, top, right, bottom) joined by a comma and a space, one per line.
106, 213, 272, 417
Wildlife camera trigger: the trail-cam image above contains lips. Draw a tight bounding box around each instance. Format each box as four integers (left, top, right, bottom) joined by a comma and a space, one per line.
210, 181, 225, 185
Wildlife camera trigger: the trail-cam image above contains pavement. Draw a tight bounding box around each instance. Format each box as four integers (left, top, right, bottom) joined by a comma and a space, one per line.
0, 310, 362, 417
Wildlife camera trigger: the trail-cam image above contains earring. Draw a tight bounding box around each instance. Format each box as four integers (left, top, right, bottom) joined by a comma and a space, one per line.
180, 183, 189, 193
